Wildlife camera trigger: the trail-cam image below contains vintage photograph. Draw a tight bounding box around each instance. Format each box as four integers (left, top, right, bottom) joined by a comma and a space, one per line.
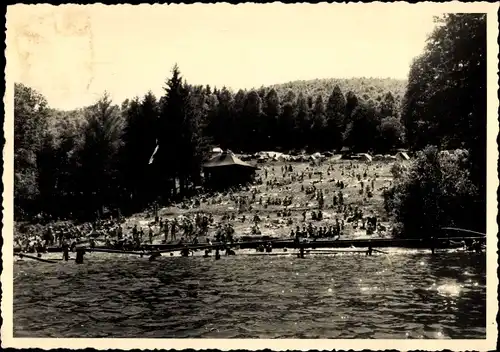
3, 2, 498, 349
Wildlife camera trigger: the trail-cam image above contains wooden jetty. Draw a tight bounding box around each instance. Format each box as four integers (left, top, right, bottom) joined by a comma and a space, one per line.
13, 227, 485, 263
16, 235, 485, 256
14, 235, 485, 264
141, 235, 484, 252
15, 252, 59, 264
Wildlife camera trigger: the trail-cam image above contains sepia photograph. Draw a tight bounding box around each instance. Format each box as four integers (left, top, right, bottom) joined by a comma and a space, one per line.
2, 2, 498, 350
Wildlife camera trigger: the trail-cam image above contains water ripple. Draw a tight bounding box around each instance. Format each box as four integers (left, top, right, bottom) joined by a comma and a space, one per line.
14, 252, 486, 338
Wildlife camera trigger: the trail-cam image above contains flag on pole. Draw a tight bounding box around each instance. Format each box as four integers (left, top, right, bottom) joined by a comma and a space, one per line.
149, 141, 159, 165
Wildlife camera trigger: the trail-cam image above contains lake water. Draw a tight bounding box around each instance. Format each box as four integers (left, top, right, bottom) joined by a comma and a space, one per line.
13, 250, 486, 338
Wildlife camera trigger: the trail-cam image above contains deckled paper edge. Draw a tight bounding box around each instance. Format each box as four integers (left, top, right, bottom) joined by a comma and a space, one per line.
2, 2, 498, 351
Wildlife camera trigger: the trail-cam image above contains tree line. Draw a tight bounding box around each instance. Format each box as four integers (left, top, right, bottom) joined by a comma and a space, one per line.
14, 13, 486, 238
385, 13, 486, 237
207, 80, 404, 153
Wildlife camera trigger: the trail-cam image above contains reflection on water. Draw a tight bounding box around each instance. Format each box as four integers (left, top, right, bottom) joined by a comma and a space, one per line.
13, 251, 486, 338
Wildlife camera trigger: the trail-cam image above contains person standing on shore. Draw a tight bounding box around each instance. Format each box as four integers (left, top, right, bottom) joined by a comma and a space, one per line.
112, 224, 119, 240
163, 220, 169, 243
149, 225, 154, 244
62, 240, 69, 261
132, 224, 139, 245
171, 219, 177, 242
57, 229, 63, 247
44, 226, 54, 247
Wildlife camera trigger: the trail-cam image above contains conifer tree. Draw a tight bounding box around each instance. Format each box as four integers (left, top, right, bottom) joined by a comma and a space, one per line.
325, 85, 346, 151
79, 92, 125, 215
311, 94, 327, 150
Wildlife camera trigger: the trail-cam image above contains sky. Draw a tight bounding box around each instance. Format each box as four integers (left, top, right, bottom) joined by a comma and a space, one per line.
7, 3, 447, 110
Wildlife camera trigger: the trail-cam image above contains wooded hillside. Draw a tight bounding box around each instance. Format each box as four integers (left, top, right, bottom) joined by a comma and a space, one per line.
267, 77, 406, 107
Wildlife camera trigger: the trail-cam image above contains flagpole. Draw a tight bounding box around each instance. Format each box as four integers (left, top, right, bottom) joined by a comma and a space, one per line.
148, 139, 160, 211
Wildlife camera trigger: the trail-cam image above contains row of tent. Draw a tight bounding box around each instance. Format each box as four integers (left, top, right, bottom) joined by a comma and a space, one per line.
210, 147, 411, 164
198, 148, 468, 190
234, 151, 336, 163
372, 152, 411, 162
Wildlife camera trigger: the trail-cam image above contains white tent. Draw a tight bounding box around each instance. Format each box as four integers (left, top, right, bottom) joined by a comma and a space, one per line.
358, 153, 373, 162
212, 147, 223, 154
396, 151, 410, 161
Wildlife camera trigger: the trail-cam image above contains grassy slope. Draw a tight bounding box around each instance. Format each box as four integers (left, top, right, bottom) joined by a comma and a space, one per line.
127, 157, 396, 243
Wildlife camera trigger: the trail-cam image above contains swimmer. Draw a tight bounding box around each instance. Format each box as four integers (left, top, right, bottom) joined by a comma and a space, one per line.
149, 252, 161, 261
181, 246, 191, 257
366, 245, 373, 256
298, 246, 305, 258
430, 236, 436, 255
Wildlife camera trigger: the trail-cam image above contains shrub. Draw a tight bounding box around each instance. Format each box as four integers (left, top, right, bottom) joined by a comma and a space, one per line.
384, 146, 482, 239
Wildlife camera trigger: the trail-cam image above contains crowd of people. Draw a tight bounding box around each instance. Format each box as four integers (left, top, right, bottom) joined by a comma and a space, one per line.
16, 158, 394, 254
15, 219, 124, 253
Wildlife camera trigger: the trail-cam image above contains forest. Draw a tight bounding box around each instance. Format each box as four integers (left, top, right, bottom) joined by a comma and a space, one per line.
14, 14, 487, 236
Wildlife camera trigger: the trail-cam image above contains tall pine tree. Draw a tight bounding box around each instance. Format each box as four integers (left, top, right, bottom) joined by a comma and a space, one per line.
325, 85, 346, 151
